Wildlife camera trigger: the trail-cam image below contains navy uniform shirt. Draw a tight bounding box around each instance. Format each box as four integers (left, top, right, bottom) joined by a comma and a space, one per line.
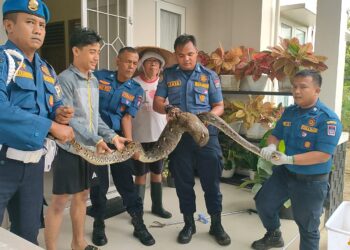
0, 40, 63, 151
94, 70, 144, 132
155, 63, 223, 114
272, 99, 342, 175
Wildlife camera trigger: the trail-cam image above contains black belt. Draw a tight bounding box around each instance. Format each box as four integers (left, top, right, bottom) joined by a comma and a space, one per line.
287, 170, 329, 182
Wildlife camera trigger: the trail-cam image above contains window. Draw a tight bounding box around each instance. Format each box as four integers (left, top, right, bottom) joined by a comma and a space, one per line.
82, 0, 132, 70
280, 21, 307, 43
156, 1, 185, 51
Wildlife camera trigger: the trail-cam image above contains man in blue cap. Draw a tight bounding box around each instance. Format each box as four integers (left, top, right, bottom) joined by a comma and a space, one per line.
0, 0, 74, 244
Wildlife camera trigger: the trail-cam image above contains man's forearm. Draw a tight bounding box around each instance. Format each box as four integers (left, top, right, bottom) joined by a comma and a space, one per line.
121, 115, 133, 140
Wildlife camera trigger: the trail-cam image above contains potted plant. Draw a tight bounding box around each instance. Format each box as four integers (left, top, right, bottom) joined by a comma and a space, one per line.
223, 96, 283, 138
219, 134, 237, 178
268, 37, 328, 91
239, 131, 293, 220
206, 46, 254, 90
162, 159, 175, 188
234, 51, 276, 91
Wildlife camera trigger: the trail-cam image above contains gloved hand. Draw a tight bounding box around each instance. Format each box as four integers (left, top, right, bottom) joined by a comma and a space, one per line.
260, 144, 277, 161
270, 151, 294, 165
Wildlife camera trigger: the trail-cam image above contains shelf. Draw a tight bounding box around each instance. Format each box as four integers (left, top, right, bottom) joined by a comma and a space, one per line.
222, 90, 292, 96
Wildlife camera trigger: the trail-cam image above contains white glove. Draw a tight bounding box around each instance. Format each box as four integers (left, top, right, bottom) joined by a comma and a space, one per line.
260, 144, 277, 161
270, 151, 294, 166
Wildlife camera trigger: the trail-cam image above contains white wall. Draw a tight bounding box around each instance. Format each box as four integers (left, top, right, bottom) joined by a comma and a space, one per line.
197, 0, 277, 53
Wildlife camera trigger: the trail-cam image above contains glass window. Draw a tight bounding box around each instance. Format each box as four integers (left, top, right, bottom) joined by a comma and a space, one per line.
281, 23, 292, 39
295, 28, 306, 44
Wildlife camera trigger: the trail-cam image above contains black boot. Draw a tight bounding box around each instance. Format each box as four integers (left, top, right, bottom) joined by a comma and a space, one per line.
151, 182, 172, 218
135, 184, 146, 203
92, 218, 108, 246
251, 229, 284, 250
131, 212, 155, 246
209, 213, 231, 246
177, 214, 196, 244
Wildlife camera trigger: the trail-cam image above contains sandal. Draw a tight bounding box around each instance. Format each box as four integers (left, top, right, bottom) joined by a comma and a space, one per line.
72, 245, 100, 250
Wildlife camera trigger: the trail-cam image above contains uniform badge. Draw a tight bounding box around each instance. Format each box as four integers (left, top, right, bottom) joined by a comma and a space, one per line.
200, 74, 208, 82
308, 118, 316, 127
48, 95, 54, 107
54, 85, 62, 98
120, 105, 126, 112
327, 125, 336, 136
137, 96, 143, 107
327, 120, 337, 125
41, 66, 51, 76
304, 141, 311, 148
301, 131, 307, 137
214, 78, 220, 88
199, 94, 206, 102
28, 0, 39, 11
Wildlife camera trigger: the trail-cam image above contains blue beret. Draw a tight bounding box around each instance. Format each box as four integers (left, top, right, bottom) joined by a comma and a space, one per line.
2, 0, 50, 23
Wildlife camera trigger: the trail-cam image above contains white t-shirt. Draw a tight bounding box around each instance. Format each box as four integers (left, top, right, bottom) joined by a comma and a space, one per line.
132, 75, 167, 143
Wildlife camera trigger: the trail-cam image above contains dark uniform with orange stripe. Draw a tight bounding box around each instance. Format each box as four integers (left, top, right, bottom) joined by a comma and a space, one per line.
0, 40, 62, 244
155, 63, 224, 215
89, 69, 144, 219
255, 100, 342, 250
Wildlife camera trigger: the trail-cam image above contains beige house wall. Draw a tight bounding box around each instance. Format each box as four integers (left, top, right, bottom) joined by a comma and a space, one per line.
133, 0, 201, 49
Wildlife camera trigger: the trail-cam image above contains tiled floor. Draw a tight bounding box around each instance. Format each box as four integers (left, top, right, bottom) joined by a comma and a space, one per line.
35, 177, 316, 250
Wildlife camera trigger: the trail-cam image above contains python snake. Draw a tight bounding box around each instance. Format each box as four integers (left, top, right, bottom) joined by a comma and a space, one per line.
70, 111, 261, 165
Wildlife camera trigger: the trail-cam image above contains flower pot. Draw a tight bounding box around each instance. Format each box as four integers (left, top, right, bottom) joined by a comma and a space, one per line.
221, 168, 235, 178
278, 78, 292, 92
222, 158, 236, 178
228, 120, 243, 133
246, 122, 269, 139
220, 75, 240, 91
239, 75, 269, 91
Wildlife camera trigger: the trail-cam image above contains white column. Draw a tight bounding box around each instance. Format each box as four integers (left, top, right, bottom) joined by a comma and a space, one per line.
314, 0, 349, 117
0, 0, 7, 44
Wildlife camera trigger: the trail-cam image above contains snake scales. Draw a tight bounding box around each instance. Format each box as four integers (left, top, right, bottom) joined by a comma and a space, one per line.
70, 111, 262, 165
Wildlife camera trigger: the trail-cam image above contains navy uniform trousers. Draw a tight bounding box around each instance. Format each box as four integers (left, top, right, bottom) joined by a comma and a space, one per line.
254, 165, 328, 250
169, 125, 223, 215
0, 146, 44, 244
90, 158, 143, 219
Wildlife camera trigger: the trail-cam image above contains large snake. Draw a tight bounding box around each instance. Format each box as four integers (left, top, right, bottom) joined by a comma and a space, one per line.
69, 111, 261, 165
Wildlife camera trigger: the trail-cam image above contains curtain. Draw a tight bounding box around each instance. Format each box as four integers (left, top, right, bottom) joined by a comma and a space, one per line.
160, 10, 180, 51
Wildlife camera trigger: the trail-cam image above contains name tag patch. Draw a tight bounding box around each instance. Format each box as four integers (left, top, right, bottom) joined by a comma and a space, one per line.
122, 91, 135, 101
16, 70, 34, 79
283, 121, 291, 127
301, 125, 318, 133
194, 81, 209, 89
99, 84, 111, 92
167, 80, 181, 88
327, 125, 336, 136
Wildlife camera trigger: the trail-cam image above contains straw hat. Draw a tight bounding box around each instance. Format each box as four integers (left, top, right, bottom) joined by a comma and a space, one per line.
135, 46, 177, 71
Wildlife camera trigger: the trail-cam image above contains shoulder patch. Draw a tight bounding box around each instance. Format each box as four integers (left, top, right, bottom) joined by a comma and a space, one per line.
327, 125, 336, 136
214, 78, 221, 88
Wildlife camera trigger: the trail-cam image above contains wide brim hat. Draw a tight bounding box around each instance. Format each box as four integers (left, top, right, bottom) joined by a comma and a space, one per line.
135, 46, 177, 70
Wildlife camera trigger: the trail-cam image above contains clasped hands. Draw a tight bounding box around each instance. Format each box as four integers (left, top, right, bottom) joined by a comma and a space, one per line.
96, 135, 129, 155
260, 144, 294, 165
